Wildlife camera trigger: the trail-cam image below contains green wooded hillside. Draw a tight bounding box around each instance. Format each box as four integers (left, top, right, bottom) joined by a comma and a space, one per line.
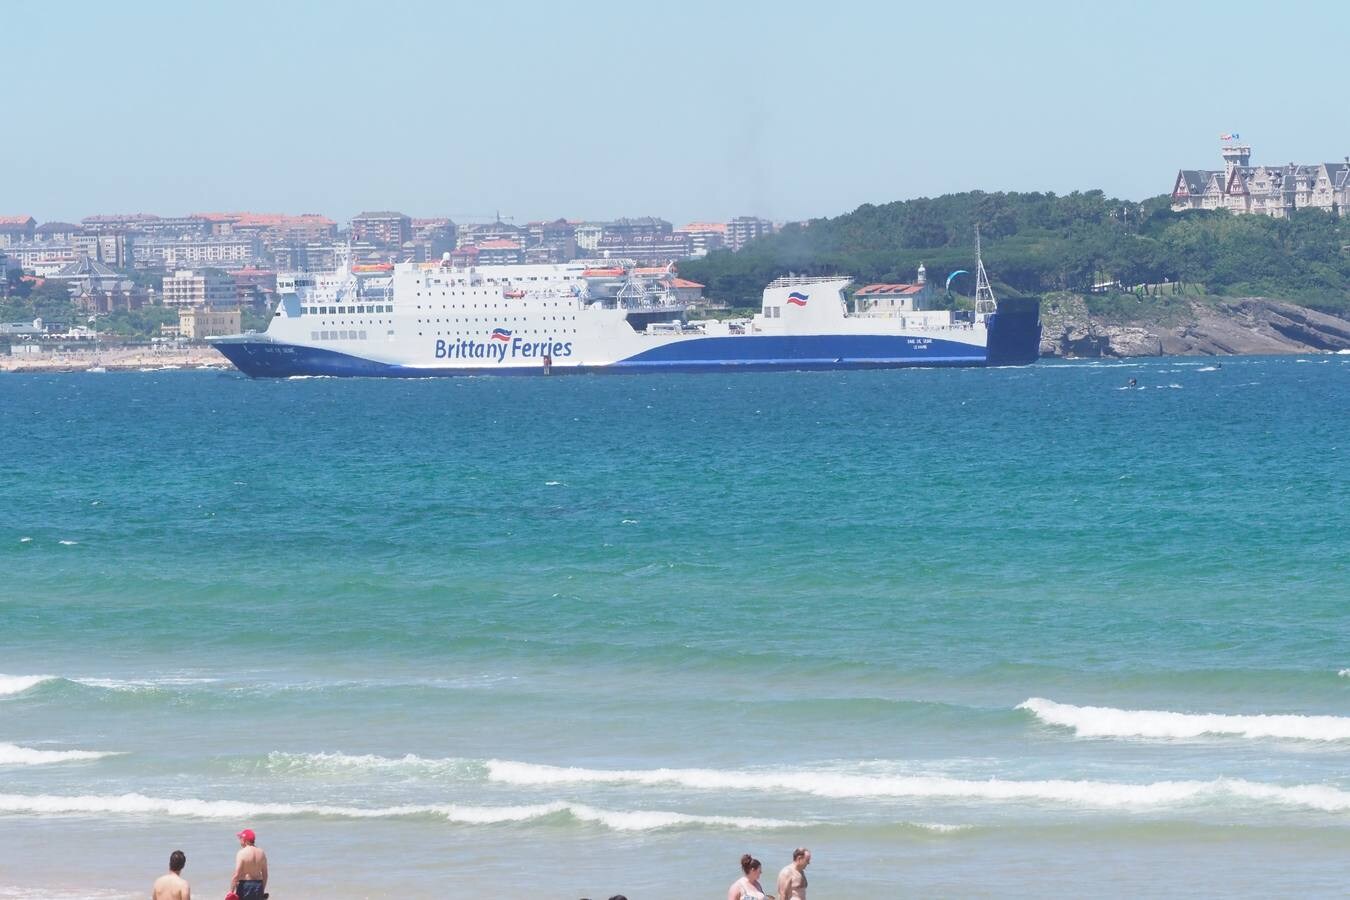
680, 191, 1350, 313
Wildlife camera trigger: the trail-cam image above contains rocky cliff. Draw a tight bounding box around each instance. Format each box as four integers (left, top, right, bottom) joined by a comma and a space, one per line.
1038, 295, 1350, 358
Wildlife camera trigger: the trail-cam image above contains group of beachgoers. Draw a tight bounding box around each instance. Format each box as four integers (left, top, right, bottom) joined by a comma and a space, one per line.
151, 828, 268, 900
150, 832, 804, 898
726, 847, 811, 900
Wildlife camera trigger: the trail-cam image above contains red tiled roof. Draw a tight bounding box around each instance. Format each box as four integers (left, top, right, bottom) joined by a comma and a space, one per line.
0, 215, 35, 228
582, 267, 624, 277
82, 213, 161, 223
477, 239, 520, 250
679, 222, 727, 233
192, 212, 335, 227
670, 278, 704, 289
856, 283, 923, 296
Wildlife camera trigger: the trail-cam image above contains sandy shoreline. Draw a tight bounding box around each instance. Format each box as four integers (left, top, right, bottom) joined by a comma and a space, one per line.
0, 346, 227, 373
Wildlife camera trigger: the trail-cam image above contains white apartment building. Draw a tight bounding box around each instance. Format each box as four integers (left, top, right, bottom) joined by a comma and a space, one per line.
134, 236, 259, 269
161, 270, 236, 306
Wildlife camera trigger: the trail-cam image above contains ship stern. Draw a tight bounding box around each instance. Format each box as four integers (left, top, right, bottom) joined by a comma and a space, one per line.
984, 301, 1042, 366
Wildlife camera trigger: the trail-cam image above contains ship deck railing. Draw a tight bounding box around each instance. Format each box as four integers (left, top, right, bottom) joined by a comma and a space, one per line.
766, 274, 853, 288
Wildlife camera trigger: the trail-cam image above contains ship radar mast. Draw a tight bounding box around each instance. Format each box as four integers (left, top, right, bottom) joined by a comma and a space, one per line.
973, 224, 997, 315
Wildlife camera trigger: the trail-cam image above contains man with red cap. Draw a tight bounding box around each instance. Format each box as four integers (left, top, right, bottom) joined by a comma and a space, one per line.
229, 828, 268, 900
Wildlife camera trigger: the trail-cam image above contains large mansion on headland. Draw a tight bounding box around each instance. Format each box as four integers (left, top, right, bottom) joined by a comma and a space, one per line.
1172, 143, 1350, 217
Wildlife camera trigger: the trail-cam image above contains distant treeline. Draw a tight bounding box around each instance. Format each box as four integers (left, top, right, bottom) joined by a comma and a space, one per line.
680, 191, 1350, 312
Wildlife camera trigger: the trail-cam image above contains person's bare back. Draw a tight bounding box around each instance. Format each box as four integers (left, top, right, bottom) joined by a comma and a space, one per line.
234, 845, 267, 882
152, 871, 190, 900
231, 829, 268, 900
153, 850, 190, 900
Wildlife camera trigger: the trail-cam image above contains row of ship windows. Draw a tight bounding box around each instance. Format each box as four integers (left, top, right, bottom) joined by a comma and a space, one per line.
416, 316, 575, 323
304, 305, 392, 315
418, 277, 577, 286
414, 300, 568, 307
424, 329, 576, 335
314, 320, 391, 327
312, 330, 370, 341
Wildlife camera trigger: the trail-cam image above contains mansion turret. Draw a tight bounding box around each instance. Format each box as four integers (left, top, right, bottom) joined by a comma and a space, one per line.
1171, 143, 1350, 217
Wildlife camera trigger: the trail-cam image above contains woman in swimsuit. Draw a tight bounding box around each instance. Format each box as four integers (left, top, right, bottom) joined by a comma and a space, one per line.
727, 853, 773, 900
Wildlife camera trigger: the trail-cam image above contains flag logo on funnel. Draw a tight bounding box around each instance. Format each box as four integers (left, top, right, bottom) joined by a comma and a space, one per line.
491, 327, 512, 341
786, 292, 809, 306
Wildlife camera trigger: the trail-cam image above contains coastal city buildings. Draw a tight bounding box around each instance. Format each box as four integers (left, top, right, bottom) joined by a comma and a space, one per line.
409, 218, 457, 262
1171, 141, 1350, 217
53, 257, 148, 314
350, 211, 412, 248
161, 270, 236, 306
0, 216, 36, 247
133, 235, 259, 270
178, 305, 241, 340
231, 268, 278, 310
725, 216, 775, 251
2, 206, 780, 349
6, 210, 778, 275
678, 222, 727, 257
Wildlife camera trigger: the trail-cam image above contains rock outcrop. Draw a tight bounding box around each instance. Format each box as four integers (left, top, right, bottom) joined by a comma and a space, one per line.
1038, 294, 1350, 358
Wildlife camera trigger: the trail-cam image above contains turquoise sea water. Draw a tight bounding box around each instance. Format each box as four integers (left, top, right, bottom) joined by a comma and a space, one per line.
1, 356, 1347, 898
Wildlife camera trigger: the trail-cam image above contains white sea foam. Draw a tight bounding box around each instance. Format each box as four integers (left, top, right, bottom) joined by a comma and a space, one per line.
263, 751, 469, 776
1019, 697, 1350, 741
0, 793, 797, 831
0, 743, 119, 766
0, 673, 220, 697
915, 822, 974, 833
57, 540, 78, 546
71, 676, 217, 692
18, 537, 32, 543
1339, 669, 1350, 678
0, 675, 58, 696
1197, 366, 1219, 372
484, 760, 1350, 812
0, 888, 130, 900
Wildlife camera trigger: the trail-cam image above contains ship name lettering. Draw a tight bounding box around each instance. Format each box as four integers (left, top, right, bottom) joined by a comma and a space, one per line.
433, 338, 574, 362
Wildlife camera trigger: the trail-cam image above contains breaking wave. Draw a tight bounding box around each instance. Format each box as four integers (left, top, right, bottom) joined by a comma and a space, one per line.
0, 743, 119, 765
485, 761, 1350, 812
0, 675, 59, 696
0, 792, 798, 831
67, 677, 218, 692
260, 751, 473, 778
0, 674, 216, 698
1019, 697, 1350, 741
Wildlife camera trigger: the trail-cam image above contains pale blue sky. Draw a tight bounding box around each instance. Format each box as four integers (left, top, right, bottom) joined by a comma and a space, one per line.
6, 0, 1348, 225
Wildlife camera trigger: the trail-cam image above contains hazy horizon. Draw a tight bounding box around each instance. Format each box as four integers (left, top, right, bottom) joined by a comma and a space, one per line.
7, 0, 1348, 225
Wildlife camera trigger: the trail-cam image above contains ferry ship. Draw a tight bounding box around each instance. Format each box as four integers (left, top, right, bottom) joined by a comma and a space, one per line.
210, 245, 1041, 377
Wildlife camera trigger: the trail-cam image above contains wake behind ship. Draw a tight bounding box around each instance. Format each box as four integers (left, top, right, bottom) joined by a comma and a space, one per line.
210, 250, 1040, 377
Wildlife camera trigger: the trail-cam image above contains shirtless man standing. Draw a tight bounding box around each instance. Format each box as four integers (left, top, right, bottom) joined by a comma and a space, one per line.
230, 828, 268, 900
152, 850, 190, 900
776, 848, 810, 900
